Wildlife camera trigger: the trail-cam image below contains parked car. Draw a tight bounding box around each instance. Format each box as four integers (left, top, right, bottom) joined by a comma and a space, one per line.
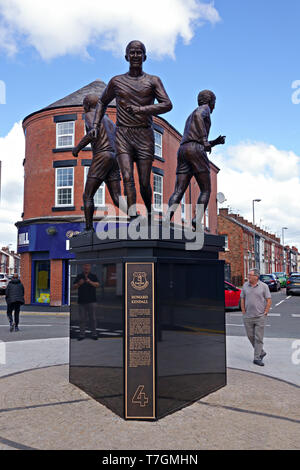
286, 274, 300, 296
0, 273, 9, 294
259, 274, 281, 292
225, 281, 241, 310
273, 272, 287, 288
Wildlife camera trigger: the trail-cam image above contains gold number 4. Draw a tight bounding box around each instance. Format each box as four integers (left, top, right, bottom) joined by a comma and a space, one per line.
132, 385, 149, 407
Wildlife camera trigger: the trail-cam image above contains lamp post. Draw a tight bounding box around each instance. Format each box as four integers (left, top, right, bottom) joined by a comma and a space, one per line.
282, 227, 288, 274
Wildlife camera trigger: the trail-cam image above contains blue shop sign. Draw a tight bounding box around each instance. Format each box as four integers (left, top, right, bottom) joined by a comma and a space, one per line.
18, 223, 84, 258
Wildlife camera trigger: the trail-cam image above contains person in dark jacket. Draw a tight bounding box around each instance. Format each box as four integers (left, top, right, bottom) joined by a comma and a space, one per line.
6, 274, 25, 332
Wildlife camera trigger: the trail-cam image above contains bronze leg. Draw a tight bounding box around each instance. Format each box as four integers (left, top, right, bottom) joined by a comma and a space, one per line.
106, 180, 127, 215
83, 177, 103, 230
167, 173, 191, 222
117, 153, 136, 216
136, 159, 153, 216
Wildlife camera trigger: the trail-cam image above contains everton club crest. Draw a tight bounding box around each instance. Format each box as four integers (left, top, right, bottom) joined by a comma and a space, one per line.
131, 272, 149, 291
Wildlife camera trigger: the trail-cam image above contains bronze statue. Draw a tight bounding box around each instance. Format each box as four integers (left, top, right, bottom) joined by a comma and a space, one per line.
90, 40, 173, 218
72, 93, 124, 233
167, 90, 225, 229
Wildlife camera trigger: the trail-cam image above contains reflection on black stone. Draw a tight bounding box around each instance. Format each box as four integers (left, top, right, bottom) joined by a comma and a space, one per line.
156, 261, 226, 418
70, 262, 124, 417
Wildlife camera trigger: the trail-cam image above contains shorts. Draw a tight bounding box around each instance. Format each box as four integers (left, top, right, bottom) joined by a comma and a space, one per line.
176, 141, 210, 175
115, 126, 154, 161
88, 151, 121, 182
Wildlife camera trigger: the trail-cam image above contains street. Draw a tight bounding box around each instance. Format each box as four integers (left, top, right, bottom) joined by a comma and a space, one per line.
227, 290, 300, 338
0, 290, 299, 342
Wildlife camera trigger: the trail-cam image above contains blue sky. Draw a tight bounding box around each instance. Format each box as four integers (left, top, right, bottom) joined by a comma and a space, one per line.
0, 0, 299, 249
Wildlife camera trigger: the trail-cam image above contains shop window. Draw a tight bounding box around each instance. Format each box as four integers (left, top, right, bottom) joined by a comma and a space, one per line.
56, 121, 75, 148
35, 261, 50, 304
154, 130, 162, 158
56, 167, 74, 206
153, 174, 163, 212
84, 166, 105, 206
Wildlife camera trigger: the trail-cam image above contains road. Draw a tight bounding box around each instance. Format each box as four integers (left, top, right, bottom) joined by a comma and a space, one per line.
0, 291, 299, 384
226, 290, 300, 338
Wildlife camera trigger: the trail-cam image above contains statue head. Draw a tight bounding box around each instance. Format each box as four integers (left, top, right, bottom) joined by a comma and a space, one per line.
125, 40, 147, 66
83, 94, 99, 112
197, 90, 216, 112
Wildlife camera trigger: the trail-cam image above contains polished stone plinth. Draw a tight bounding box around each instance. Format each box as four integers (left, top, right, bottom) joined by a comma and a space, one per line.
69, 226, 226, 420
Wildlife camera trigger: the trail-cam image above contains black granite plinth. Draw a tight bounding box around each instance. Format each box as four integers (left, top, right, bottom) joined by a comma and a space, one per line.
69, 227, 226, 420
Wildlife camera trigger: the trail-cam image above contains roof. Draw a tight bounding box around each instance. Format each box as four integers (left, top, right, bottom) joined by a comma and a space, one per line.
44, 79, 113, 109
23, 79, 115, 124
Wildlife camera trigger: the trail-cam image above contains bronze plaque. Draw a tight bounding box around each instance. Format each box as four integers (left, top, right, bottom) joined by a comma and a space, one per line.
125, 262, 155, 419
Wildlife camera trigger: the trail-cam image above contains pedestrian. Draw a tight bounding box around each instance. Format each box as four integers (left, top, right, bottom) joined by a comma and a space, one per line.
6, 273, 25, 332
240, 268, 272, 366
73, 264, 100, 340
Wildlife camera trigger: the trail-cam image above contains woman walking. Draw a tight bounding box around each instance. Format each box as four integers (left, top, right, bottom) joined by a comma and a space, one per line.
6, 274, 25, 332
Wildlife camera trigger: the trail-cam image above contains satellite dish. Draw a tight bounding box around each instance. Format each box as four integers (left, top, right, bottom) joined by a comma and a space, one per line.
217, 192, 226, 204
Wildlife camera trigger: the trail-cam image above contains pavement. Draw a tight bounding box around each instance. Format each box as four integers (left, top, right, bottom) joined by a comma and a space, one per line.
0, 309, 299, 450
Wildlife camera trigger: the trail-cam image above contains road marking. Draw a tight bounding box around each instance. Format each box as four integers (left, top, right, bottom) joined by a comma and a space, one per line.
292, 314, 300, 318
275, 300, 285, 307
0, 324, 53, 327
226, 324, 243, 327
268, 314, 281, 317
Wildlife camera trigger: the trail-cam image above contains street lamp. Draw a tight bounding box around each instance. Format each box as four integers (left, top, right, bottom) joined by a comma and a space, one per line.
252, 199, 261, 225
282, 227, 288, 273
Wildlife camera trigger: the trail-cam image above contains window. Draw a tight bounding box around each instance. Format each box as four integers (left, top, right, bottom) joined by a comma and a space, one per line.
154, 131, 162, 158
153, 174, 163, 211
205, 207, 209, 229
84, 166, 105, 206
224, 235, 229, 250
55, 167, 74, 206
181, 193, 185, 220
56, 121, 75, 148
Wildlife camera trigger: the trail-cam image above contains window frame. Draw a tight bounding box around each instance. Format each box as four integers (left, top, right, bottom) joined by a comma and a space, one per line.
55, 167, 74, 207
154, 130, 163, 158
56, 121, 75, 149
153, 173, 163, 212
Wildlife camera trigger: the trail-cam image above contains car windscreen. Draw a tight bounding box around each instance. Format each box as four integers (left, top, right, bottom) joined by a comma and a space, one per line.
261, 275, 272, 280
289, 276, 300, 281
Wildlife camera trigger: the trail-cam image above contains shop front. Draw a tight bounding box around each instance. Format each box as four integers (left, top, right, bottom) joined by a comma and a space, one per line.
17, 222, 83, 306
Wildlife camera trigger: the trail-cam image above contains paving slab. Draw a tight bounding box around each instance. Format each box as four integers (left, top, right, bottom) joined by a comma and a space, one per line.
0, 365, 299, 450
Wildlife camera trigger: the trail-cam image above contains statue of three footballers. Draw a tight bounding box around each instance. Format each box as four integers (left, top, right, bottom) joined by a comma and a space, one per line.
73, 40, 226, 233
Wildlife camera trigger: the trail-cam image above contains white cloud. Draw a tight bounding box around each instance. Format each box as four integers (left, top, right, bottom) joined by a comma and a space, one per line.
214, 141, 300, 250
0, 121, 25, 249
0, 0, 220, 59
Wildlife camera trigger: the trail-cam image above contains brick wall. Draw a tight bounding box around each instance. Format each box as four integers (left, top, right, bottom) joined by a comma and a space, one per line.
218, 209, 244, 285
20, 252, 32, 305
50, 259, 63, 306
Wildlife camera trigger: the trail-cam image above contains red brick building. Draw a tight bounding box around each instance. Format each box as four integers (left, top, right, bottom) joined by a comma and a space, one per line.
218, 208, 285, 285
17, 79, 220, 306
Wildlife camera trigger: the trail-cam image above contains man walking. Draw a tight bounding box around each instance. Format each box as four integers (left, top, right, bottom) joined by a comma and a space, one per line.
241, 269, 272, 366
6, 274, 25, 332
